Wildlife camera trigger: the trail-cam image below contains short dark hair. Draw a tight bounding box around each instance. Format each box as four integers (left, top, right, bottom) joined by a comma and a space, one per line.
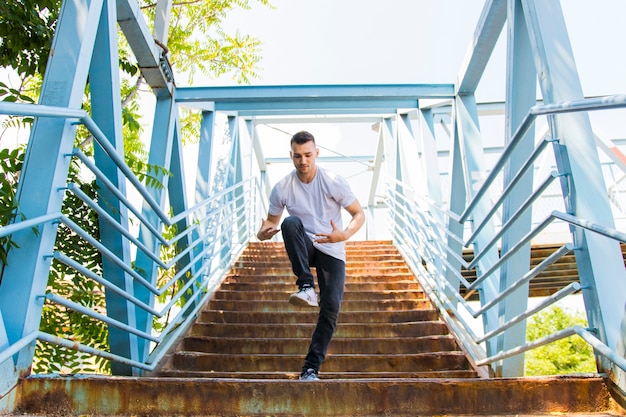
290, 130, 316, 146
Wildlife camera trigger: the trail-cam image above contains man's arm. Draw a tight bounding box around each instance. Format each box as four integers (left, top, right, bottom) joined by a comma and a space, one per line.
314, 199, 365, 243
256, 213, 281, 241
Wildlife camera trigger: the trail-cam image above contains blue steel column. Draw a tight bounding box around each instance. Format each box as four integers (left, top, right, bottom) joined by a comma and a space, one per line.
399, 113, 433, 268
0, 0, 103, 380
133, 97, 176, 368
221, 115, 243, 257
455, 94, 501, 357
90, 0, 137, 376
192, 111, 216, 272
496, 0, 536, 377
446, 112, 467, 304
166, 121, 195, 310
522, 0, 626, 377
417, 109, 449, 298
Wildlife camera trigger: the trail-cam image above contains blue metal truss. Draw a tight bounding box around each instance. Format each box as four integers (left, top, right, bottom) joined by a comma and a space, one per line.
0, 0, 625, 412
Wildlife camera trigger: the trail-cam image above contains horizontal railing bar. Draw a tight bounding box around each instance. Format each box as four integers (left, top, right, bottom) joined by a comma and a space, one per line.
477, 324, 626, 373
553, 211, 626, 243
477, 282, 581, 344
72, 150, 169, 246
388, 184, 470, 268
472, 243, 573, 317
459, 94, 626, 223
67, 183, 166, 268
58, 215, 161, 295
467, 173, 560, 272
0, 101, 85, 119
169, 177, 254, 226
531, 94, 626, 117
76, 126, 172, 227
460, 111, 538, 222
44, 293, 159, 343
463, 162, 559, 247
36, 331, 155, 372
0, 331, 38, 367
0, 212, 61, 239
52, 252, 161, 316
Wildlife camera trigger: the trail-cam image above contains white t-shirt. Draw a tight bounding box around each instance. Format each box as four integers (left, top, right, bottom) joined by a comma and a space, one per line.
269, 167, 356, 262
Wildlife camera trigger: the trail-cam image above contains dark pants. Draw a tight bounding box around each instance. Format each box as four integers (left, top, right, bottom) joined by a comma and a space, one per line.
281, 216, 346, 373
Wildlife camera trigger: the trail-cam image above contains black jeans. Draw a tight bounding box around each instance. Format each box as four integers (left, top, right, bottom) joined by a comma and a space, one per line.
281, 216, 346, 373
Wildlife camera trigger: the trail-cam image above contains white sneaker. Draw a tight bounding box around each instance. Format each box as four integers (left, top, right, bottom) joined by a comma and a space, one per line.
289, 286, 318, 307
299, 368, 320, 381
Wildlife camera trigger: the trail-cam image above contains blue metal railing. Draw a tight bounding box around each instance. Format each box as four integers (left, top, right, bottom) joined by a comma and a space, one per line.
0, 101, 261, 378
2, 93, 626, 395
385, 95, 626, 382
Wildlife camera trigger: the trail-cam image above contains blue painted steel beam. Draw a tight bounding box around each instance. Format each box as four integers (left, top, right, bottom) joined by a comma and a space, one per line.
0, 0, 104, 381
176, 84, 455, 102
132, 96, 176, 369
495, 0, 537, 378
522, 0, 626, 377
457, 0, 507, 94
212, 99, 421, 113
116, 0, 174, 96
91, 0, 138, 376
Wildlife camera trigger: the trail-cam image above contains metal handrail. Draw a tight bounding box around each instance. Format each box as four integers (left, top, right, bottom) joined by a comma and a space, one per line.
385, 94, 626, 382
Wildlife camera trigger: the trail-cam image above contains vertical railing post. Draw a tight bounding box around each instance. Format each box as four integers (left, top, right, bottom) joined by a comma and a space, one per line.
193, 110, 216, 274
91, 0, 137, 375
455, 94, 501, 357
496, 0, 537, 377
522, 0, 626, 378
132, 96, 176, 370
417, 109, 448, 296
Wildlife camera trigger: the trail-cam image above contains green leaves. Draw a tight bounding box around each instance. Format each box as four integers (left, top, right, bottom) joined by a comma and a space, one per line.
525, 306, 596, 376
0, 147, 24, 265
0, 0, 61, 77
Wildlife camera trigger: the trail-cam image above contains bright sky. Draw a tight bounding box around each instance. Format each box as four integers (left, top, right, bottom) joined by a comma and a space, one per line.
201, 0, 626, 101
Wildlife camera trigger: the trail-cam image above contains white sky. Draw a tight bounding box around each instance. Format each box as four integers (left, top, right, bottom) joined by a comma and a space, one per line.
196, 0, 626, 101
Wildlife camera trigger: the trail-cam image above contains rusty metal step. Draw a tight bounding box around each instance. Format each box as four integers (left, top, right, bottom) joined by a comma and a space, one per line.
199, 309, 439, 324
16, 375, 619, 416
220, 281, 423, 292
206, 298, 434, 312
211, 288, 425, 302
155, 369, 479, 379
224, 272, 416, 283
180, 335, 461, 355
190, 321, 450, 338
170, 351, 472, 373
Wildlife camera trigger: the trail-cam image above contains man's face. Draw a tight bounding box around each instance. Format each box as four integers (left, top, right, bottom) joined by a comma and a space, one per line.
290, 140, 319, 176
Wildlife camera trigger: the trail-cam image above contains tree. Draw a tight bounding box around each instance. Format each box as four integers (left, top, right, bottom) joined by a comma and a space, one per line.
1, 0, 270, 374
525, 306, 596, 376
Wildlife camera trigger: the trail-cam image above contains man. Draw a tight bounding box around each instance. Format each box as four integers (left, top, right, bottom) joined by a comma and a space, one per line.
256, 130, 365, 381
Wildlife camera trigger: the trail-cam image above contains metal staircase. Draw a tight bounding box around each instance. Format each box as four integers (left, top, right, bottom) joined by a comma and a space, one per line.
13, 241, 621, 416
1, 0, 626, 415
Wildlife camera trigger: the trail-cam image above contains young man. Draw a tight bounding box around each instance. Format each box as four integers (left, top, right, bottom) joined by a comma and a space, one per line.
256, 130, 365, 381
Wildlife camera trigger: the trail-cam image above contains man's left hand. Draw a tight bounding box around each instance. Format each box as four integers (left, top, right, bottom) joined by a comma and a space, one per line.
314, 220, 346, 243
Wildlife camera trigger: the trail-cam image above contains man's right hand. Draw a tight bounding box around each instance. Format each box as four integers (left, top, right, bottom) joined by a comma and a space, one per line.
257, 218, 280, 241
